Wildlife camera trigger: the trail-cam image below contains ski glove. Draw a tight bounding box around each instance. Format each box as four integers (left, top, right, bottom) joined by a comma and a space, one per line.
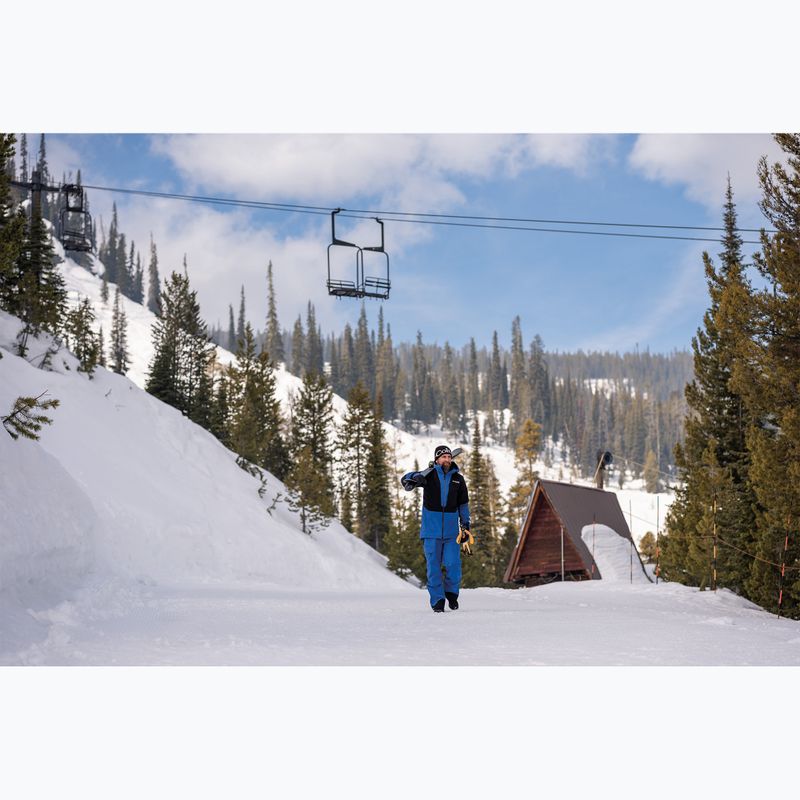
457, 528, 474, 555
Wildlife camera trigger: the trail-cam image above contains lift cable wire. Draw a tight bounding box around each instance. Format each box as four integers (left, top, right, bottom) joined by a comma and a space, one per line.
80, 183, 772, 245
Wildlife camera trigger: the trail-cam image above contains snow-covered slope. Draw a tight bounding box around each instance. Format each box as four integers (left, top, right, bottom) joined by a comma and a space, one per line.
0, 304, 410, 658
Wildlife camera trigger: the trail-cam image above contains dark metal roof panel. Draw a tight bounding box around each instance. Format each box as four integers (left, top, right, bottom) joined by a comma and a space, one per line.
538, 479, 633, 543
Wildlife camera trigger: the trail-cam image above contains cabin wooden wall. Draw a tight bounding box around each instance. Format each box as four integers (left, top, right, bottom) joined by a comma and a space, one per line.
511, 492, 588, 581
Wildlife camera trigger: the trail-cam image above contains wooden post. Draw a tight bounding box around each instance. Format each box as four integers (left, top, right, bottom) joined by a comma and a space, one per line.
778, 517, 790, 618
561, 525, 565, 582
656, 495, 660, 584
591, 515, 596, 576
712, 498, 718, 592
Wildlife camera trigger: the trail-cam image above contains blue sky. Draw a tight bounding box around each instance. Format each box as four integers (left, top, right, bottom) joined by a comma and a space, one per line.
36, 133, 782, 355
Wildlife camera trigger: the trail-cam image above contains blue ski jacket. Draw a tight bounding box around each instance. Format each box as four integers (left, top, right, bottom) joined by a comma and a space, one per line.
401, 463, 470, 539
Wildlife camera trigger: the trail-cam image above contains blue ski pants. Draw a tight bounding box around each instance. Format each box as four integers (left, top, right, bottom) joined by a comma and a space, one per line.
423, 538, 462, 607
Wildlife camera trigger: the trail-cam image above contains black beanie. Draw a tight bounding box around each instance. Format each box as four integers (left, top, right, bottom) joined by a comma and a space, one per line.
434, 445, 452, 460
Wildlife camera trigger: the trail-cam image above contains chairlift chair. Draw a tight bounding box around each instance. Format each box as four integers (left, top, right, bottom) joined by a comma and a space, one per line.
58, 184, 93, 253
359, 217, 390, 300
326, 208, 363, 298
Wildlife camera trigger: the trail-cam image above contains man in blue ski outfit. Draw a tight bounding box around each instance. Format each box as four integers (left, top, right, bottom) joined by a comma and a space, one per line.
402, 445, 471, 612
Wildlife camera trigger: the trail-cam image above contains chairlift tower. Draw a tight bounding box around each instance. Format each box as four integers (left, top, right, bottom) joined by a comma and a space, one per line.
11, 171, 94, 254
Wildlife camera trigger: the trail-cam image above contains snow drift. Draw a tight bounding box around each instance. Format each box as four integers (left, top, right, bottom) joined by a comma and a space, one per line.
0, 307, 406, 651
580, 523, 650, 583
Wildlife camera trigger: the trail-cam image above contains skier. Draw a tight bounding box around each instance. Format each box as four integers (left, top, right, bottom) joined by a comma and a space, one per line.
402, 445, 473, 612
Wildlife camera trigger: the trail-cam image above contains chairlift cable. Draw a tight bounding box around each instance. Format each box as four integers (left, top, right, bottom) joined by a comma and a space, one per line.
80, 183, 771, 244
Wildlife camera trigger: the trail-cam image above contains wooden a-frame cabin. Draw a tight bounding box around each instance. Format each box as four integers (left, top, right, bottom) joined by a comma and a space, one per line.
503, 479, 649, 586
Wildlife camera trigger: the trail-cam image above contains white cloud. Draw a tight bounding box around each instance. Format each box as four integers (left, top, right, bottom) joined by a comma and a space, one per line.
151, 133, 612, 206
628, 134, 784, 212
514, 134, 618, 175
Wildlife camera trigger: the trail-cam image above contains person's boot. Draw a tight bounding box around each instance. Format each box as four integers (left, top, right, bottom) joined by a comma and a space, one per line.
445, 592, 459, 610
432, 598, 446, 613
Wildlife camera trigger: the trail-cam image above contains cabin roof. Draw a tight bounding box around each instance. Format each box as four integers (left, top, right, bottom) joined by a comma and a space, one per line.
536, 479, 633, 543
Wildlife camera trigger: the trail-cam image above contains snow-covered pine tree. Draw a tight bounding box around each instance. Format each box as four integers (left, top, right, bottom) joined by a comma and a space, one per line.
2, 391, 59, 440
0, 135, 27, 317
146, 236, 161, 316
65, 296, 100, 376
110, 287, 129, 375
133, 251, 144, 304
147, 270, 214, 424
13, 182, 65, 354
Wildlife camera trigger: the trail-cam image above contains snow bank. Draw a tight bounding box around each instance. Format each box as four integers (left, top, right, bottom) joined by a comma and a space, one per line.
0, 417, 97, 598
580, 523, 649, 583
0, 309, 405, 612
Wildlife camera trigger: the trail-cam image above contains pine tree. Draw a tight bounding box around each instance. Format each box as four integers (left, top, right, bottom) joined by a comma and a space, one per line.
286, 315, 302, 375
726, 134, 800, 615
264, 260, 284, 364
36, 134, 49, 184
509, 316, 529, 443
146, 235, 161, 316
643, 449, 660, 493
146, 270, 215, 428
467, 337, 480, 414
237, 285, 246, 344
116, 233, 129, 297
507, 419, 542, 532
2, 391, 59, 441
339, 485, 354, 532
227, 304, 236, 352
0, 134, 27, 314
110, 287, 129, 375
209, 369, 231, 447
663, 178, 757, 596
19, 133, 28, 183
285, 371, 336, 533
362, 393, 391, 551
132, 251, 143, 304
354, 303, 374, 393
305, 302, 323, 375
227, 322, 289, 480
337, 381, 374, 539
98, 325, 106, 367
13, 185, 65, 350
462, 417, 494, 587
65, 296, 100, 376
